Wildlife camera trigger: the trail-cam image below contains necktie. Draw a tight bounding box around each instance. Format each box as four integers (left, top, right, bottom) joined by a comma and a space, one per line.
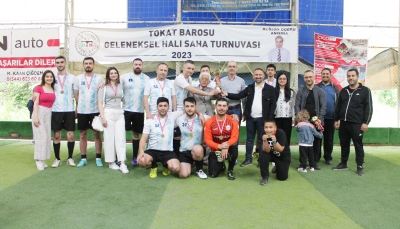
277, 49, 281, 62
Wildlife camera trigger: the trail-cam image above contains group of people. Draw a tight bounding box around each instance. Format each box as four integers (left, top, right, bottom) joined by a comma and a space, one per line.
30, 55, 373, 186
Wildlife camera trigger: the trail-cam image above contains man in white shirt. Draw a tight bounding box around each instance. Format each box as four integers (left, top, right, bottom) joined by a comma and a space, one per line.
138, 97, 183, 178
120, 58, 150, 166
143, 63, 177, 118
73, 57, 105, 167
175, 97, 208, 179
268, 36, 290, 62
264, 64, 277, 88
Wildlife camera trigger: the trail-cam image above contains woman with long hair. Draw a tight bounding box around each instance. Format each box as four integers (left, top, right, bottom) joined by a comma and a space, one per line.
32, 70, 56, 170
98, 67, 129, 174
274, 72, 296, 144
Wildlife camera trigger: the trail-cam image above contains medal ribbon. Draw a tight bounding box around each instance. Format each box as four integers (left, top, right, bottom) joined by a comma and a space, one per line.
109, 83, 118, 97
186, 114, 196, 133
216, 116, 226, 137
156, 78, 166, 96
84, 74, 94, 90
57, 74, 67, 91
157, 115, 168, 134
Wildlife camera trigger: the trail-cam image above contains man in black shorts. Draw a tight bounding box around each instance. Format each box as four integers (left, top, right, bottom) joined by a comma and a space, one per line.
120, 58, 150, 166
137, 97, 183, 178
175, 97, 208, 179
259, 118, 291, 185
73, 57, 105, 167
51, 56, 77, 167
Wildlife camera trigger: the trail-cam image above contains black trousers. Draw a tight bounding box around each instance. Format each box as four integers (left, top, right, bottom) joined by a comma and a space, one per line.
208, 145, 238, 178
299, 146, 314, 168
259, 151, 290, 181
339, 121, 364, 166
313, 137, 322, 163
322, 119, 335, 161
275, 117, 293, 144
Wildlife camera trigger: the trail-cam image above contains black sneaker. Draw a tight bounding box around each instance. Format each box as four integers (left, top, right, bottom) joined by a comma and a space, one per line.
260, 177, 268, 186
240, 159, 252, 167
271, 166, 276, 173
228, 170, 235, 180
357, 166, 364, 176
314, 164, 321, 170
332, 163, 348, 170
325, 160, 332, 165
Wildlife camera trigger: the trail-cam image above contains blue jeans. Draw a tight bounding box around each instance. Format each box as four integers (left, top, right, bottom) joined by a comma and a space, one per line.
226, 107, 242, 146
245, 117, 264, 160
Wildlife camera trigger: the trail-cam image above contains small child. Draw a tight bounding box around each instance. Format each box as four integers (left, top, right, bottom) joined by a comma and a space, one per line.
296, 110, 323, 172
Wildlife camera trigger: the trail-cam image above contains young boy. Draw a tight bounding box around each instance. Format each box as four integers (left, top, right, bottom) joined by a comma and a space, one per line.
296, 110, 323, 172
259, 118, 291, 185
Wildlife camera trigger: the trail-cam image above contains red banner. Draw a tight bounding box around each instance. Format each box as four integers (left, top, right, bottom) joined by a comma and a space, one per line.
314, 33, 368, 89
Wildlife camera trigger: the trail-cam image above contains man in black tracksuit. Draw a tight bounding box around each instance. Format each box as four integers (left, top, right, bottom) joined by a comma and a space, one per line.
332, 69, 373, 176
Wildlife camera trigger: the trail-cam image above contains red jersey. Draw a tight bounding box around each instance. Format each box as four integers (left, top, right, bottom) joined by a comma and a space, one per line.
203, 115, 239, 152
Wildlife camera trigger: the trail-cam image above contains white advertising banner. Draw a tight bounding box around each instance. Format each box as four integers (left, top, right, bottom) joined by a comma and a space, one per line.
69, 25, 298, 63
0, 28, 59, 82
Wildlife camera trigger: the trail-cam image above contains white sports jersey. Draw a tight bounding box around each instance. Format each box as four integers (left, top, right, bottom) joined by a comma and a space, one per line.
143, 111, 183, 151
120, 72, 150, 112
176, 114, 210, 152
174, 73, 192, 111
144, 78, 175, 114
74, 74, 105, 114
52, 73, 75, 112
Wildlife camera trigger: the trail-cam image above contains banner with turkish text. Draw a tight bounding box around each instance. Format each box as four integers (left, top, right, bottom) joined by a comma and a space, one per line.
183, 0, 291, 12
0, 28, 59, 82
69, 25, 298, 63
314, 33, 368, 89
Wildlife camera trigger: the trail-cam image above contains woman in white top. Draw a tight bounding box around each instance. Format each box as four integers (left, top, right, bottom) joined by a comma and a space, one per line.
98, 67, 129, 174
274, 72, 296, 144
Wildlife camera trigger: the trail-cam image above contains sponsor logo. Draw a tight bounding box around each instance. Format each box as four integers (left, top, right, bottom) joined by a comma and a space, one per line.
226, 125, 231, 130
75, 31, 100, 56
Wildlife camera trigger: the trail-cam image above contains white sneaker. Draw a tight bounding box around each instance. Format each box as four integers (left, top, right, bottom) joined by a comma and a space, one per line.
120, 164, 129, 174
196, 169, 208, 179
66, 158, 76, 167
42, 161, 48, 168
109, 163, 120, 170
52, 160, 61, 168
36, 161, 44, 170
300, 168, 307, 173
309, 167, 315, 172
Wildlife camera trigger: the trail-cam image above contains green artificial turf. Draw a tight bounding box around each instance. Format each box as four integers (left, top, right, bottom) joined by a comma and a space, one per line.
1, 140, 399, 229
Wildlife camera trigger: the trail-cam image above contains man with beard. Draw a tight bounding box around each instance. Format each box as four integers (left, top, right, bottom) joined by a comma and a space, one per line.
50, 56, 76, 167
204, 98, 239, 180
137, 97, 184, 178
222, 68, 276, 167
295, 70, 326, 170
175, 97, 208, 179
120, 58, 150, 166
74, 57, 105, 167
333, 69, 373, 176
316, 68, 340, 165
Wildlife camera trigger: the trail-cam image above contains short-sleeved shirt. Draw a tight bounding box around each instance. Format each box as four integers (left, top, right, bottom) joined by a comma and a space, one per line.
120, 72, 150, 112
34, 85, 56, 108
266, 128, 291, 160
174, 73, 192, 111
52, 73, 75, 112
176, 114, 210, 152
144, 78, 175, 114
98, 83, 123, 109
143, 111, 183, 151
220, 75, 246, 106
74, 74, 105, 114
